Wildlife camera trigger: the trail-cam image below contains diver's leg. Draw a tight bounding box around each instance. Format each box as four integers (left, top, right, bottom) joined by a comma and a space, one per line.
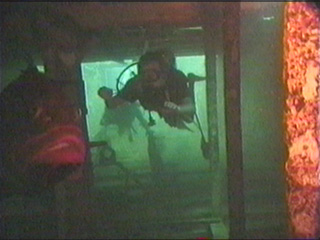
99, 143, 116, 165
147, 130, 165, 185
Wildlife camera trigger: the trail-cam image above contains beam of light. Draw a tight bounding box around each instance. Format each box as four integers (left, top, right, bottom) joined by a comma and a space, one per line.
283, 2, 320, 238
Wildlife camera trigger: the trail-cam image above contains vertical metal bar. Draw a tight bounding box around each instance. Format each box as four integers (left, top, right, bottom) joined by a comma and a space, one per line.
203, 29, 219, 170
222, 2, 246, 239
201, 3, 221, 170
201, 2, 223, 221
76, 65, 94, 188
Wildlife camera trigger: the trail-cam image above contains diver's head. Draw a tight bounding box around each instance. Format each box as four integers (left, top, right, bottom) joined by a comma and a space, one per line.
138, 50, 173, 88
157, 48, 176, 70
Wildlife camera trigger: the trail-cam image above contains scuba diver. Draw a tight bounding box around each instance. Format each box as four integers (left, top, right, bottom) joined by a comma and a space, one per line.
100, 49, 210, 184
101, 49, 195, 130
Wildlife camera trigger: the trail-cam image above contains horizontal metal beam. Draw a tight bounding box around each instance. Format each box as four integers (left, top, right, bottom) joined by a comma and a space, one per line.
55, 2, 219, 31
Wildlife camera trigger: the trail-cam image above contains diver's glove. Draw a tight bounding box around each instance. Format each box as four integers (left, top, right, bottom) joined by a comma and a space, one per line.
164, 101, 181, 112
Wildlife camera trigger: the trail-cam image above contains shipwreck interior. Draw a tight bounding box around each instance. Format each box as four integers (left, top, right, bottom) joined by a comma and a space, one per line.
2, 2, 318, 239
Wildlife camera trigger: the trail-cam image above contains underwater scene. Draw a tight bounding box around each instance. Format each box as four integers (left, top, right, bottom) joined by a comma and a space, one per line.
1, 2, 318, 239
80, 55, 229, 239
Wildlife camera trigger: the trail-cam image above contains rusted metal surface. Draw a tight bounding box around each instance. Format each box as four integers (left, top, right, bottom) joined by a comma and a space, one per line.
55, 2, 206, 30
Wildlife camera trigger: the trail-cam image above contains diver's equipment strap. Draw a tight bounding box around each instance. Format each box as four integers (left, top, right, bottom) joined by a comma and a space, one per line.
116, 62, 138, 92
194, 111, 207, 142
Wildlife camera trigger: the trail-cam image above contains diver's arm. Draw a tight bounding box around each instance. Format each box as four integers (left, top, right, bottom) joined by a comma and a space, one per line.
108, 77, 140, 109
169, 70, 196, 116
162, 97, 195, 124
99, 86, 133, 109
103, 95, 130, 109
178, 97, 195, 115
163, 97, 195, 115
